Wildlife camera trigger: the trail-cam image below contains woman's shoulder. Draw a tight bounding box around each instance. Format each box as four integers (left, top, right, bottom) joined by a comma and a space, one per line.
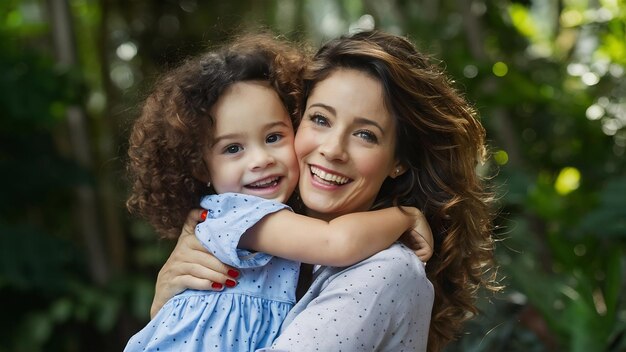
365, 242, 426, 270
370, 242, 422, 259
307, 243, 434, 319
334, 243, 431, 291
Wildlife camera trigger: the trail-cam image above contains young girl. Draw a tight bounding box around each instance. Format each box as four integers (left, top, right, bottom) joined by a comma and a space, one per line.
124, 34, 433, 352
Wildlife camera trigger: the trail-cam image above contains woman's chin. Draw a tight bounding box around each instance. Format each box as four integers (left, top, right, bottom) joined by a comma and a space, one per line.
298, 192, 336, 219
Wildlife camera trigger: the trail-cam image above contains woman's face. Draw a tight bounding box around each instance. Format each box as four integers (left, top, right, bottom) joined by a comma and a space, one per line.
295, 69, 401, 221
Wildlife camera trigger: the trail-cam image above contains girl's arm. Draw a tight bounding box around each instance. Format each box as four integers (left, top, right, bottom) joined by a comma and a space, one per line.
238, 207, 432, 267
150, 208, 432, 316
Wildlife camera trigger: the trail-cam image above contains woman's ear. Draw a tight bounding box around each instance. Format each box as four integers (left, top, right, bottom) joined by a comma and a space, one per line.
389, 162, 407, 179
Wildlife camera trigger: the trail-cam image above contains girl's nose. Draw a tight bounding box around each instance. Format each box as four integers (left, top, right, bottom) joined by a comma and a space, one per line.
249, 148, 276, 170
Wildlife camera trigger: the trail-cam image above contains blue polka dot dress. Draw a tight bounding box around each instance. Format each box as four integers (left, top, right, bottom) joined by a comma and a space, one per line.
124, 193, 300, 352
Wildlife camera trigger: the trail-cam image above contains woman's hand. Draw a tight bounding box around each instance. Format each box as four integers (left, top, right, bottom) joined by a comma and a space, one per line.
150, 209, 240, 318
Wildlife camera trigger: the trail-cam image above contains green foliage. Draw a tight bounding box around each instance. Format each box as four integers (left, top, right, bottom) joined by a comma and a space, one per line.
442, 1, 626, 350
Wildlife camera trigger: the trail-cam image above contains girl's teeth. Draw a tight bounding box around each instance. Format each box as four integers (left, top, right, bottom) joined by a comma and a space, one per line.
249, 177, 279, 187
310, 166, 349, 185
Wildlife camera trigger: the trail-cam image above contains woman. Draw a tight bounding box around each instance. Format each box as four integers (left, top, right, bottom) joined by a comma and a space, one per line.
150, 30, 498, 351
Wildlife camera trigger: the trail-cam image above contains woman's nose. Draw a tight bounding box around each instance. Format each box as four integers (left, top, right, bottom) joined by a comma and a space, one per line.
319, 134, 348, 162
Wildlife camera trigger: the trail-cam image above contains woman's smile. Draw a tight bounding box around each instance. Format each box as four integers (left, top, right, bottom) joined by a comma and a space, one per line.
308, 164, 352, 187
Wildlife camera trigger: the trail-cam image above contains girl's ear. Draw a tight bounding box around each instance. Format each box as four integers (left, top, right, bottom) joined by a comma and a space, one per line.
191, 156, 211, 184
389, 162, 407, 179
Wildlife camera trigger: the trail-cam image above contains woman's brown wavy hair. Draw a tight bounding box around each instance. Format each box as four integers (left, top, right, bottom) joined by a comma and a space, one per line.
126, 33, 307, 238
304, 30, 500, 351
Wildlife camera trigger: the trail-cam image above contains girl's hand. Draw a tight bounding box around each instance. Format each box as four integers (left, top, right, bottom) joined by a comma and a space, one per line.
410, 227, 434, 262
150, 209, 240, 318
402, 208, 434, 263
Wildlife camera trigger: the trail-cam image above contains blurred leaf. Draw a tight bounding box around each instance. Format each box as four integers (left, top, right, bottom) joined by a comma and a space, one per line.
563, 294, 605, 352
508, 4, 537, 38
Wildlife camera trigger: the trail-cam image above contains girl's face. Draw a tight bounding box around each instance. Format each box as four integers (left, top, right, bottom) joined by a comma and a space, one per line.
295, 69, 402, 221
205, 81, 299, 203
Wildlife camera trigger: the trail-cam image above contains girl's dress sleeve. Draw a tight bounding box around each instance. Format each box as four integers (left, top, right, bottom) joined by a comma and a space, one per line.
195, 193, 291, 268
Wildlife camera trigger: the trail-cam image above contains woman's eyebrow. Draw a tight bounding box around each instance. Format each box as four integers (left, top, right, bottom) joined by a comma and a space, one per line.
308, 102, 385, 134
354, 117, 385, 135
308, 103, 336, 114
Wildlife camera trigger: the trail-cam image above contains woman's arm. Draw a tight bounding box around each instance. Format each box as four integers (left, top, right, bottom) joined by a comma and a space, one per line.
238, 206, 432, 267
150, 209, 239, 318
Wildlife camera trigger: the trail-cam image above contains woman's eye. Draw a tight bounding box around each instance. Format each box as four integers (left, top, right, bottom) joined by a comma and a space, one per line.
309, 113, 330, 127
355, 130, 378, 144
224, 144, 242, 154
266, 133, 282, 144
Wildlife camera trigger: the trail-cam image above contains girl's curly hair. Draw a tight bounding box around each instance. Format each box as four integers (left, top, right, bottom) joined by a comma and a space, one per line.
126, 33, 307, 238
306, 30, 500, 351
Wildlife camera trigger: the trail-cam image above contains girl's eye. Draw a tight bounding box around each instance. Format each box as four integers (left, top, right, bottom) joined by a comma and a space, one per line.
355, 130, 379, 144
266, 133, 282, 144
224, 144, 242, 154
309, 113, 330, 127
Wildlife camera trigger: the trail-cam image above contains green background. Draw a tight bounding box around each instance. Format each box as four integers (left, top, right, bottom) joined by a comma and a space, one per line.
1, 0, 624, 351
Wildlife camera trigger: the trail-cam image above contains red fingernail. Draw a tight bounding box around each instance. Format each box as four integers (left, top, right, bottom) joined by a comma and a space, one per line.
201, 210, 208, 221
225, 279, 237, 288
227, 269, 240, 278
211, 282, 223, 289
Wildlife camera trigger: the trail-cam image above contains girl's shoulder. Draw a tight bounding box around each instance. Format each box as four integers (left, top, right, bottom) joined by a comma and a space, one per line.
199, 193, 292, 220
200, 192, 286, 208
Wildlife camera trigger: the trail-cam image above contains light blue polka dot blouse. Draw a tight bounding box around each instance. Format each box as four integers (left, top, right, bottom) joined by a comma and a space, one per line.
260, 243, 434, 352
124, 193, 299, 352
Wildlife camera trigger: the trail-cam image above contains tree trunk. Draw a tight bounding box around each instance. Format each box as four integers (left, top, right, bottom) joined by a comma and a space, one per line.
47, 0, 109, 284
